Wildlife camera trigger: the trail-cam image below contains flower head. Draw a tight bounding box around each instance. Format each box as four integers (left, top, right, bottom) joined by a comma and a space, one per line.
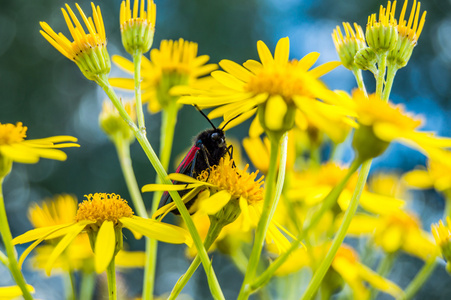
332, 22, 367, 70
432, 218, 451, 271
388, 0, 426, 68
144, 158, 292, 253
13, 193, 192, 275
111, 38, 217, 113
120, 0, 156, 54
177, 37, 352, 137
366, 1, 399, 53
350, 90, 451, 162
275, 244, 403, 299
40, 2, 110, 80
0, 122, 79, 176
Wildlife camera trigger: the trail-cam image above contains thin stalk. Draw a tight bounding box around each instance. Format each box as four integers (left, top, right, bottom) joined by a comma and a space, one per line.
250, 159, 361, 292
106, 258, 117, 300
114, 136, 147, 218
144, 100, 179, 300
0, 178, 33, 300
398, 257, 437, 300
300, 159, 371, 300
133, 50, 146, 132
80, 271, 96, 300
376, 53, 388, 98
382, 64, 397, 102
352, 69, 368, 96
237, 133, 282, 300
67, 269, 77, 300
96, 75, 224, 299
168, 216, 227, 300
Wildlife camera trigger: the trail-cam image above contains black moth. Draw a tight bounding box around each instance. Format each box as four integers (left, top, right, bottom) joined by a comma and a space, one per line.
158, 106, 235, 214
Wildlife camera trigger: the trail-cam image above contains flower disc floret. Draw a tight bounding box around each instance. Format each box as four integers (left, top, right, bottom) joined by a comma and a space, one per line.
0, 123, 27, 145
75, 193, 134, 225
197, 158, 264, 204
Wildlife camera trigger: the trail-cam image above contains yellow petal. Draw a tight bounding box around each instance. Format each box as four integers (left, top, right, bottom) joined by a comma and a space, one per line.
120, 216, 192, 246
45, 222, 87, 275
257, 40, 274, 67
274, 37, 290, 66
359, 191, 405, 215
243, 59, 263, 74
109, 78, 135, 90
219, 108, 257, 131
198, 190, 232, 215
211, 70, 245, 91
219, 59, 253, 82
357, 263, 404, 298
297, 52, 320, 71
265, 95, 287, 131
142, 183, 201, 192
112, 55, 134, 73
308, 61, 341, 78
402, 169, 434, 189
95, 220, 116, 273
115, 250, 145, 268
0, 285, 35, 297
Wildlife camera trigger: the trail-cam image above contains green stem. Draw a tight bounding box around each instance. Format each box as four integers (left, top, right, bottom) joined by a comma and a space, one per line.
80, 271, 96, 300
96, 75, 224, 300
0, 178, 33, 300
249, 159, 361, 292
237, 133, 283, 300
133, 50, 146, 132
168, 216, 227, 300
300, 159, 371, 300
382, 64, 397, 102
67, 270, 77, 300
114, 136, 147, 218
143, 99, 179, 300
398, 257, 437, 300
376, 53, 388, 98
106, 258, 117, 300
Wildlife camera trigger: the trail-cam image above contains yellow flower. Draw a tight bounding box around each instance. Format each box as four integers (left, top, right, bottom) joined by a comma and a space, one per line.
144, 158, 292, 253
110, 38, 217, 113
388, 0, 426, 68
285, 162, 405, 217
13, 193, 192, 275
0, 285, 35, 299
346, 210, 438, 260
350, 90, 451, 161
432, 217, 451, 270
366, 1, 399, 53
0, 122, 79, 176
40, 2, 110, 81
120, 0, 156, 54
275, 244, 403, 299
332, 22, 367, 70
177, 37, 353, 137
27, 194, 145, 273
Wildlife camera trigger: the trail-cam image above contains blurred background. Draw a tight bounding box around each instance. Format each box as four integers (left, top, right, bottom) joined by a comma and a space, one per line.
0, 0, 451, 298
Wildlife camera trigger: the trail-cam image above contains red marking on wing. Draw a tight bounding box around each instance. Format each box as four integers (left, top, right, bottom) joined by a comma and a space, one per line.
176, 146, 200, 173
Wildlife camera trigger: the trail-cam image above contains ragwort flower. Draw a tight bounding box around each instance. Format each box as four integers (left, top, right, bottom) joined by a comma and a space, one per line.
275, 244, 403, 299
177, 37, 353, 137
432, 217, 451, 272
332, 22, 367, 71
110, 38, 217, 113
350, 90, 451, 162
13, 193, 192, 275
120, 0, 156, 54
366, 1, 399, 53
144, 158, 292, 253
0, 122, 79, 176
40, 2, 110, 81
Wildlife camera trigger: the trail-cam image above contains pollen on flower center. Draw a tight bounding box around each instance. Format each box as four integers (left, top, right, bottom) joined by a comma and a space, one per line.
244, 61, 312, 101
0, 122, 27, 145
197, 158, 264, 204
75, 193, 134, 224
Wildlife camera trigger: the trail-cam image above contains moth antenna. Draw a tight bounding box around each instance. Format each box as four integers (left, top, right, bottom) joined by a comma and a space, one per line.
194, 105, 216, 130
220, 113, 242, 131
